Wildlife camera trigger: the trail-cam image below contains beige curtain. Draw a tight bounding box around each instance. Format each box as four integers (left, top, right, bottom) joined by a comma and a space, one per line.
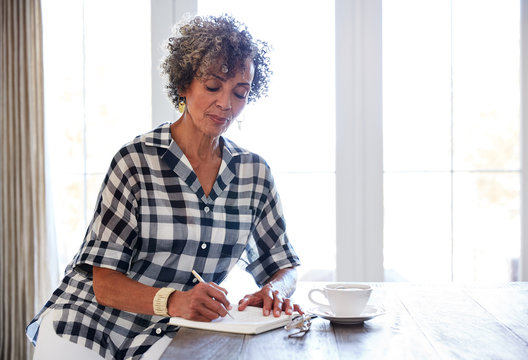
1, 0, 53, 359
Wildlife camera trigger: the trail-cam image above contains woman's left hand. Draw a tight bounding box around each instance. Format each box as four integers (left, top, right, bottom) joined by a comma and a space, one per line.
237, 268, 303, 317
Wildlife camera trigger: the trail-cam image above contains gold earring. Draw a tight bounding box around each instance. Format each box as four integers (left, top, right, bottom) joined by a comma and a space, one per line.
178, 98, 186, 113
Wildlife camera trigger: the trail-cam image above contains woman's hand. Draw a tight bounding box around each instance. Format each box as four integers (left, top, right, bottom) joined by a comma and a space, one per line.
237, 284, 303, 317
93, 266, 232, 321
168, 282, 232, 322
237, 267, 303, 317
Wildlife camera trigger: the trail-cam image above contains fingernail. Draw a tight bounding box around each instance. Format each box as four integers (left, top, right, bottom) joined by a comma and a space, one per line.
264, 309, 270, 316
275, 310, 280, 316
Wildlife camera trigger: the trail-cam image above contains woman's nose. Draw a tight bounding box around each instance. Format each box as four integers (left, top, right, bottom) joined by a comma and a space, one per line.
216, 91, 232, 110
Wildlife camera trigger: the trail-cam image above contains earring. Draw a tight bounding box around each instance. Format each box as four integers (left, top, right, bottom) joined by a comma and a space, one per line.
178, 97, 186, 113
236, 112, 246, 130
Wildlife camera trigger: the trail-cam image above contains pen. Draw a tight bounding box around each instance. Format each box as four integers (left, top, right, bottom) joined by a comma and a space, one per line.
192, 269, 235, 319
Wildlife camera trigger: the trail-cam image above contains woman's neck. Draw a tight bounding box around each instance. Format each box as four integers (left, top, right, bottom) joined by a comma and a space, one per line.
170, 117, 222, 162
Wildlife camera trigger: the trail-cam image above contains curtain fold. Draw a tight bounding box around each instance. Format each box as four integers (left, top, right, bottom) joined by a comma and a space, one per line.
1, 0, 52, 359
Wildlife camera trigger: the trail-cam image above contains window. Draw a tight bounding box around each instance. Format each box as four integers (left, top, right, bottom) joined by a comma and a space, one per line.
383, 0, 521, 282
43, 0, 526, 284
42, 0, 151, 272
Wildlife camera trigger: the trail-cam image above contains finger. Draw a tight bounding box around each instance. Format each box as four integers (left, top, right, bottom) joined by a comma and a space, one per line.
187, 306, 218, 321
238, 296, 250, 311
283, 298, 293, 315
262, 288, 274, 316
237, 293, 263, 311
200, 295, 231, 318
205, 284, 232, 310
203, 294, 232, 317
272, 291, 284, 317
239, 291, 265, 305
192, 282, 231, 317
213, 302, 232, 318
209, 282, 229, 296
187, 297, 223, 321
293, 303, 304, 315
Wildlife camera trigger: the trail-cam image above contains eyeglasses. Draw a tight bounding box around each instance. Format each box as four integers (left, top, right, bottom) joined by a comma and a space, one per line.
284, 314, 313, 338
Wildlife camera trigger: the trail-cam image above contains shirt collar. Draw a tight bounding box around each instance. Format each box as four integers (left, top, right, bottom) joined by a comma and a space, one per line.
222, 137, 250, 157
144, 122, 173, 149
152, 122, 250, 203
144, 122, 250, 158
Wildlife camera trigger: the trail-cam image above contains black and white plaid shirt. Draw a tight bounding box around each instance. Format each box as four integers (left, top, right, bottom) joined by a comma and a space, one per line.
26, 123, 300, 359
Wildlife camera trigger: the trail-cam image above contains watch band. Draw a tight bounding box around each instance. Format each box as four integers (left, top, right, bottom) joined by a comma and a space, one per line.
153, 287, 176, 316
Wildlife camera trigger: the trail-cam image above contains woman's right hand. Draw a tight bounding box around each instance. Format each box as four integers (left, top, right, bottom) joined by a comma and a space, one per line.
168, 282, 232, 321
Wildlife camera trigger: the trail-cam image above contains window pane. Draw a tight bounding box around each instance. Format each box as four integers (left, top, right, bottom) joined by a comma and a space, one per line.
383, 0, 452, 172
274, 173, 336, 280
42, 0, 151, 271
42, 0, 84, 175
452, 0, 520, 171
42, 0, 85, 270
52, 175, 86, 268
384, 173, 452, 282
86, 173, 106, 224
383, 0, 521, 283
453, 173, 520, 282
84, 0, 152, 175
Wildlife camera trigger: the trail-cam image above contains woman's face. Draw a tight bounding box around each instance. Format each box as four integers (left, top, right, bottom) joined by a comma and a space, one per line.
181, 59, 255, 138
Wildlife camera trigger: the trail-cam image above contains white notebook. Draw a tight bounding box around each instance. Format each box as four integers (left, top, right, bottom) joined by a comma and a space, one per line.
169, 306, 293, 335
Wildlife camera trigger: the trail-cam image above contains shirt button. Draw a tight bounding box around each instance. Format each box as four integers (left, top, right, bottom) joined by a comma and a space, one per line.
204, 206, 210, 213
192, 278, 198, 283
156, 328, 162, 335
201, 243, 207, 249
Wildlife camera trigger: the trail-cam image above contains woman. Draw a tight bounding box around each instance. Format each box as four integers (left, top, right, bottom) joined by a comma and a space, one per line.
27, 14, 301, 360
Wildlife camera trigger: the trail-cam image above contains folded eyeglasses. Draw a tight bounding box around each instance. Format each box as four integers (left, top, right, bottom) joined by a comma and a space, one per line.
284, 314, 313, 338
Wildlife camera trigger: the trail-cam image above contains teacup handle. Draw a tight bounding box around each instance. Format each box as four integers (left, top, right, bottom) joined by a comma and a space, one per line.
308, 288, 329, 307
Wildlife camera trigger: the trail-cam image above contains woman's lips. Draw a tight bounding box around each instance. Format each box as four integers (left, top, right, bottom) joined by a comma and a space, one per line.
209, 114, 229, 124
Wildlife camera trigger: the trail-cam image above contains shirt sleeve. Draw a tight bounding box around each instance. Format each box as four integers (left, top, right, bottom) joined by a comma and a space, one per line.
72, 147, 140, 277
244, 163, 301, 286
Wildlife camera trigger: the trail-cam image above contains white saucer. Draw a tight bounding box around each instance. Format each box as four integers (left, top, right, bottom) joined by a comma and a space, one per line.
307, 305, 385, 324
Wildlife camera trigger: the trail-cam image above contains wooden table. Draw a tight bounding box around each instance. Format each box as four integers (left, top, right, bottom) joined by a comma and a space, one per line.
160, 282, 528, 359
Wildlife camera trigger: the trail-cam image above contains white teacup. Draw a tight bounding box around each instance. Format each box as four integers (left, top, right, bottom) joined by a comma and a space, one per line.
308, 283, 372, 317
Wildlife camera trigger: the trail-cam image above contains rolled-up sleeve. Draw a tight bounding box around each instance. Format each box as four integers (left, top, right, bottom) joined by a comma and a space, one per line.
245, 166, 300, 285
73, 151, 139, 276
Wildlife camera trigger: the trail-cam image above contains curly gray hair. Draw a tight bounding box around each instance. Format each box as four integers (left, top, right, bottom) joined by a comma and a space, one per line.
161, 14, 272, 107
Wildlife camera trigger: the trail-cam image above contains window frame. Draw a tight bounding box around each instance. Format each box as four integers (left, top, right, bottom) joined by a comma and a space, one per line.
521, 0, 528, 281
335, 0, 383, 281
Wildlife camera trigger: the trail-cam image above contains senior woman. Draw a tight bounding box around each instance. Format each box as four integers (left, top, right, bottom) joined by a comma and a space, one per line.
27, 14, 301, 360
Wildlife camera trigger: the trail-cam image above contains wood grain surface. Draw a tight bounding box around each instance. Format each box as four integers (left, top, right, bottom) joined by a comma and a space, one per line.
161, 282, 528, 360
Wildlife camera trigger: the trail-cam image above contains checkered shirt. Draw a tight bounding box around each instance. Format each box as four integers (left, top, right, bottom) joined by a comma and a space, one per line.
26, 122, 300, 360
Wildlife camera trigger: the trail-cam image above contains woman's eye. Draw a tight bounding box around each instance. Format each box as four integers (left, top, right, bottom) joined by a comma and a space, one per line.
206, 86, 220, 92
234, 90, 249, 99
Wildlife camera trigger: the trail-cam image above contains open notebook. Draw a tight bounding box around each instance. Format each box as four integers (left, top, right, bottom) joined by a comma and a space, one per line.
169, 306, 293, 335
